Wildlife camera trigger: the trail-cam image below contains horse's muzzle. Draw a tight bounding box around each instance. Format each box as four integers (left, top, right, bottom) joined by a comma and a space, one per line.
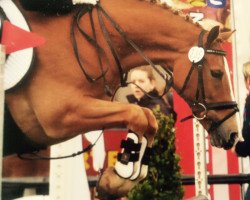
210, 130, 238, 150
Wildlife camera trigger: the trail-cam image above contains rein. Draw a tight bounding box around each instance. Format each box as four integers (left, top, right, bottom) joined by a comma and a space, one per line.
178, 31, 238, 132
71, 3, 173, 96
18, 130, 104, 160
71, 5, 114, 96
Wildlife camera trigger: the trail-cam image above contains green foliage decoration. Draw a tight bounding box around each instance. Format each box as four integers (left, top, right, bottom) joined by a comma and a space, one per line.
127, 106, 184, 200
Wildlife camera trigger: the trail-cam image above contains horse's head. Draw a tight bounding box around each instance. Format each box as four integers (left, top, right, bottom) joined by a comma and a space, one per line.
174, 26, 238, 150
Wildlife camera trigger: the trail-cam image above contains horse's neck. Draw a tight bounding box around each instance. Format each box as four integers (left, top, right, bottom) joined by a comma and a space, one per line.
101, 0, 203, 71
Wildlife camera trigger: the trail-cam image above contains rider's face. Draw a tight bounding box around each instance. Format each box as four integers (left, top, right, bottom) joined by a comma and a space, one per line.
130, 70, 155, 100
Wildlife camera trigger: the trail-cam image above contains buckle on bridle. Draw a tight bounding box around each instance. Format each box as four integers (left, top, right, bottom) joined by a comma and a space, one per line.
192, 103, 207, 120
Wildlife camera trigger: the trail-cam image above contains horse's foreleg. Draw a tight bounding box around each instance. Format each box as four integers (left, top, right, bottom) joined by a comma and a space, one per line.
135, 107, 158, 180
96, 106, 158, 199
41, 97, 157, 142
35, 96, 157, 198
114, 107, 157, 180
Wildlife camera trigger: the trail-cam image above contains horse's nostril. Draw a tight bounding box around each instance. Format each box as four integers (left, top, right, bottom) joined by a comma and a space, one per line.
223, 132, 238, 150
229, 132, 238, 147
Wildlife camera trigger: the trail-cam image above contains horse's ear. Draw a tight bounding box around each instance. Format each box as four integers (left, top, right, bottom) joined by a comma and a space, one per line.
218, 30, 235, 42
205, 26, 220, 48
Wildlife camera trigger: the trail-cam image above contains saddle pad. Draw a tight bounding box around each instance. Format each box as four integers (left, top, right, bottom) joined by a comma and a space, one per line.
0, 0, 33, 91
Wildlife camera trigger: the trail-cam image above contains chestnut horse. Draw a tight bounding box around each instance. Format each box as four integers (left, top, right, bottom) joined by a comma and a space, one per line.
5, 0, 238, 198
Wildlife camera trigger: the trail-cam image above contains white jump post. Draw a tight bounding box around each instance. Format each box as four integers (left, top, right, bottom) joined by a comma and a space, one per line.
193, 119, 209, 199
49, 135, 91, 200
0, 42, 6, 198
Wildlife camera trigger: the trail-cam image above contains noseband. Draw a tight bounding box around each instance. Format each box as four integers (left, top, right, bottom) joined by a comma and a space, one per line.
179, 31, 238, 132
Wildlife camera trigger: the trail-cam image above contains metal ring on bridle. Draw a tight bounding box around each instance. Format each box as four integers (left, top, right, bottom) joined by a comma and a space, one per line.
192, 103, 207, 120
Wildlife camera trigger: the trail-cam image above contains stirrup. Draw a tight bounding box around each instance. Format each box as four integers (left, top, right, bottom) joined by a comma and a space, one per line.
114, 132, 141, 179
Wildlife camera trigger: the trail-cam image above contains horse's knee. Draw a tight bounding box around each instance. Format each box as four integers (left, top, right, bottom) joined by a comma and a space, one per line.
141, 107, 158, 136
125, 104, 149, 135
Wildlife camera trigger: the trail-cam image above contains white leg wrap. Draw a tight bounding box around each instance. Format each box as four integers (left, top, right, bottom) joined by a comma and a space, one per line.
139, 146, 152, 180
114, 132, 139, 179
129, 137, 148, 180
139, 163, 149, 180
72, 0, 99, 5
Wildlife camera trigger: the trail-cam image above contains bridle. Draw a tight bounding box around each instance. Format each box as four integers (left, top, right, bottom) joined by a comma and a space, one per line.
71, 3, 238, 133
178, 30, 238, 132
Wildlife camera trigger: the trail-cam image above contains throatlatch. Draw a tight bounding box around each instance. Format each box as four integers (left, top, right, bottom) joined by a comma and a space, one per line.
114, 132, 151, 180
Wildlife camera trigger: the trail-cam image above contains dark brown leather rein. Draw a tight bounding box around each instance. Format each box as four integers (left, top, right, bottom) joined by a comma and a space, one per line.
70, 3, 172, 96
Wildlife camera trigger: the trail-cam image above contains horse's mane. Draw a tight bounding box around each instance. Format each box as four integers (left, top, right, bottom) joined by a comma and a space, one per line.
18, 0, 197, 25
145, 0, 202, 28
18, 0, 202, 30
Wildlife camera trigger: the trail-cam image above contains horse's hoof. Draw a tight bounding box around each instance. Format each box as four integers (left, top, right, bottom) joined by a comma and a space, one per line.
95, 167, 123, 199
96, 167, 136, 199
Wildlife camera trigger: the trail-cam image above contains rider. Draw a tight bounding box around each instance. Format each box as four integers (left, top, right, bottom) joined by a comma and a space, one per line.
19, 0, 99, 14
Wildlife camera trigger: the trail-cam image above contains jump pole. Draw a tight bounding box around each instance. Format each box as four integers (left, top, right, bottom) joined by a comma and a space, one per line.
193, 119, 209, 199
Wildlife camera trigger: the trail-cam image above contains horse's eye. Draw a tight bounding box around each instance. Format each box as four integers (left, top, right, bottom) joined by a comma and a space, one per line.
210, 70, 223, 79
